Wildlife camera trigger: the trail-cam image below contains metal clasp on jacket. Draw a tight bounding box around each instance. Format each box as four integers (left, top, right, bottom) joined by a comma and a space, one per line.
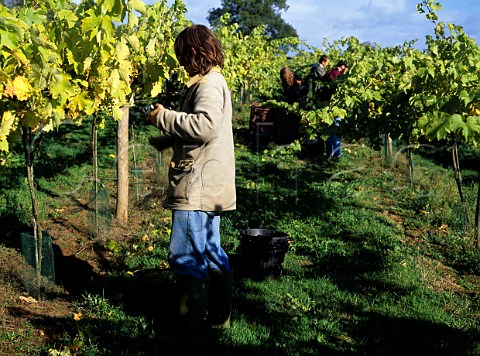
171, 160, 194, 169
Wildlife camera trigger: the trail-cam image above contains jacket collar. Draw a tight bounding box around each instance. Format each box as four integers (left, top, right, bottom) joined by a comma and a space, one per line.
186, 66, 221, 88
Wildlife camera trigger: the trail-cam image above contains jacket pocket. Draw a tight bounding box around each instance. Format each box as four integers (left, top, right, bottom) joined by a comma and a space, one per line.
169, 161, 194, 202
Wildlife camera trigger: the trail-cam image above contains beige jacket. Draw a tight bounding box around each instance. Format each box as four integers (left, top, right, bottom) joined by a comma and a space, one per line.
153, 68, 236, 211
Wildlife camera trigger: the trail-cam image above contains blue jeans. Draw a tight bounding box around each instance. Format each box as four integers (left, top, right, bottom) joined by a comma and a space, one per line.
169, 210, 230, 279
326, 135, 342, 157
326, 117, 342, 158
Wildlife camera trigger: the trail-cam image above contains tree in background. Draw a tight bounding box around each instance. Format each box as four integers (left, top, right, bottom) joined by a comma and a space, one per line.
0, 0, 24, 8
207, 0, 297, 39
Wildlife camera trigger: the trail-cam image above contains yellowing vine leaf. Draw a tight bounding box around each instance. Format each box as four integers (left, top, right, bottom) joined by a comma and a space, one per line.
82, 12, 102, 40
115, 41, 130, 61
128, 0, 147, 15
463, 116, 480, 142
68, 92, 94, 116
151, 82, 164, 97
83, 56, 93, 73
128, 12, 139, 28
5, 76, 33, 100
0, 111, 16, 152
113, 106, 124, 121
50, 73, 75, 105
125, 35, 140, 52
57, 9, 78, 28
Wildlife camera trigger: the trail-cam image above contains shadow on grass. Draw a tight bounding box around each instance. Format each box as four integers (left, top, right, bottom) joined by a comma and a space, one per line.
5, 220, 478, 356
231, 273, 479, 356
3, 131, 478, 355
351, 311, 479, 355
228, 152, 480, 355
233, 155, 338, 229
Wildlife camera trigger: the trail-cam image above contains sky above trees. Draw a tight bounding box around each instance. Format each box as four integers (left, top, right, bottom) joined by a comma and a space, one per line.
162, 0, 480, 49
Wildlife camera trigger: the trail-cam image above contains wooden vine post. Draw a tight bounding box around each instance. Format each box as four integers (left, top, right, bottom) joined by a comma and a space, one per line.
22, 127, 43, 301
476, 186, 480, 249
116, 107, 130, 225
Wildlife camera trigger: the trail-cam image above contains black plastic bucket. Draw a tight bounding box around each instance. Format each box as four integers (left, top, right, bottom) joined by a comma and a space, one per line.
238, 229, 289, 280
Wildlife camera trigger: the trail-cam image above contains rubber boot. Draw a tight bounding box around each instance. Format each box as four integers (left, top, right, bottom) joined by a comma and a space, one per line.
175, 275, 210, 337
207, 270, 233, 329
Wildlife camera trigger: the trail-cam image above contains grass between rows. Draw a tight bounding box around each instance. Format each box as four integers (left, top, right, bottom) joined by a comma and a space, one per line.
1, 115, 480, 355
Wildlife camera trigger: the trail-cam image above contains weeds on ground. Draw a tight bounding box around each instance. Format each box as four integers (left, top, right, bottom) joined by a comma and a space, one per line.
1, 120, 480, 355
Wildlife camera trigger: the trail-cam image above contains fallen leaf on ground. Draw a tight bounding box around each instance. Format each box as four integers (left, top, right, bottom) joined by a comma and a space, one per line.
19, 295, 38, 303
73, 312, 83, 321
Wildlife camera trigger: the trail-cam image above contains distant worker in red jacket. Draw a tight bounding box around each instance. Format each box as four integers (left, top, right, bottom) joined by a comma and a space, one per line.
323, 60, 348, 82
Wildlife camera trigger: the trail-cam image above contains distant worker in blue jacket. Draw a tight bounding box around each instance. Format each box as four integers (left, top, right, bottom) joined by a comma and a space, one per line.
310, 54, 330, 97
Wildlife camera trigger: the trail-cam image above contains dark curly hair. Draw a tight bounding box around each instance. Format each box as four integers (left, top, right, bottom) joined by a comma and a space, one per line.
174, 24, 225, 76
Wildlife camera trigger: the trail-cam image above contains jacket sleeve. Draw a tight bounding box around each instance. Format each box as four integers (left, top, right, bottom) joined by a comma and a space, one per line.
153, 75, 225, 143
311, 64, 325, 79
322, 69, 340, 82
